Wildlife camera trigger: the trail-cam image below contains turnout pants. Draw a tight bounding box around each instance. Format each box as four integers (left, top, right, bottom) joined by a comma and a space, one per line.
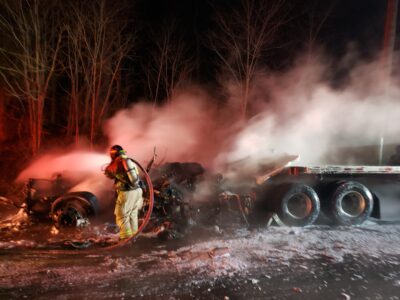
115, 188, 143, 239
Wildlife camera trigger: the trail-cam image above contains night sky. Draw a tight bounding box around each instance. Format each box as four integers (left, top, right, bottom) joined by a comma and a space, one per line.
130, 0, 389, 94
136, 0, 386, 51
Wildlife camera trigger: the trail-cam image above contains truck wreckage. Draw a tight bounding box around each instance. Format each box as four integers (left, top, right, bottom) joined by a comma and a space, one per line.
21, 162, 209, 239
20, 161, 255, 238
2, 154, 400, 250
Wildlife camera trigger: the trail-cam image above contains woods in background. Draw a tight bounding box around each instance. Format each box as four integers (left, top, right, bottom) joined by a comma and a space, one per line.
0, 0, 369, 157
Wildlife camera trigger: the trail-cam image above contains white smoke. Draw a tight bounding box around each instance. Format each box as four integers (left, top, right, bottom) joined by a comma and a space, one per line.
17, 151, 110, 182
17, 53, 400, 187
103, 86, 226, 167
16, 150, 114, 208
221, 58, 400, 166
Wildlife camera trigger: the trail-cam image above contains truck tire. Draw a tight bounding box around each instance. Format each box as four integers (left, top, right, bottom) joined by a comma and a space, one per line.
330, 181, 373, 225
274, 183, 320, 226
51, 192, 99, 228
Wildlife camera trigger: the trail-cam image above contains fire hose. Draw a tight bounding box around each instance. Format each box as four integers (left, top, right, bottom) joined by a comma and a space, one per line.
101, 158, 154, 250
33, 158, 155, 254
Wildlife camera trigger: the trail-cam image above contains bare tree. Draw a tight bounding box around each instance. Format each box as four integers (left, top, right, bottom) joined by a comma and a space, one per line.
302, 1, 334, 61
144, 20, 193, 106
63, 0, 134, 146
209, 0, 285, 119
0, 0, 63, 154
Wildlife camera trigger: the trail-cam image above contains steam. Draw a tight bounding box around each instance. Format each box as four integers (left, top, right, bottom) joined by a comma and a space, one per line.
16, 150, 114, 208
17, 54, 400, 188
104, 87, 228, 166
17, 151, 109, 182
221, 58, 400, 166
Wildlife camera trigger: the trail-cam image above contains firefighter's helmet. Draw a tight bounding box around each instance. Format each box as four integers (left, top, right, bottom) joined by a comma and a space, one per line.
110, 144, 124, 160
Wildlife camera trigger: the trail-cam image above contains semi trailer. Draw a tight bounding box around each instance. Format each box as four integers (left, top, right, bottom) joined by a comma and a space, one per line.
255, 164, 400, 227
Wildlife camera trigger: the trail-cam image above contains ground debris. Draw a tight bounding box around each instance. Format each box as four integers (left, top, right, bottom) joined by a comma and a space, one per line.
250, 278, 259, 285
339, 292, 351, 300
208, 247, 230, 258
292, 287, 302, 293
1, 224, 400, 298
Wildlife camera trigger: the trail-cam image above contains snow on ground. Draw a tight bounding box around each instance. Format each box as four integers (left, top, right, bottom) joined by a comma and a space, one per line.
1, 223, 400, 293
125, 224, 400, 277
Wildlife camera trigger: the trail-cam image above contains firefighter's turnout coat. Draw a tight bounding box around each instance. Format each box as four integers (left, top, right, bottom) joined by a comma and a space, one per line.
105, 154, 143, 239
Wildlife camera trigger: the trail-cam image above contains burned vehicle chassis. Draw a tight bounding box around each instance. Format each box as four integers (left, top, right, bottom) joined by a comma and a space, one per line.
22, 162, 255, 237
25, 177, 99, 228
21, 158, 399, 238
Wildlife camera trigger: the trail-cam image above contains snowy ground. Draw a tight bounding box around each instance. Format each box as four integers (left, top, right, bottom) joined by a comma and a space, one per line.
1, 222, 400, 299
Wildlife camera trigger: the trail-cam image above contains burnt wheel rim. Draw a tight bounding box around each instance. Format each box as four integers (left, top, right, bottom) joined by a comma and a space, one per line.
287, 193, 313, 219
339, 191, 366, 218
54, 202, 88, 228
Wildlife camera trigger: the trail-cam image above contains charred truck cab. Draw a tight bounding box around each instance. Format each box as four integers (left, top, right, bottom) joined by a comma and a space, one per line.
257, 165, 400, 226
25, 176, 99, 228
22, 162, 206, 232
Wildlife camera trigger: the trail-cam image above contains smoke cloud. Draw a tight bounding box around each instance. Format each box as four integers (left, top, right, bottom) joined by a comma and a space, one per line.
17, 53, 400, 189
103, 87, 224, 166
16, 150, 114, 209
17, 151, 110, 182
224, 58, 400, 166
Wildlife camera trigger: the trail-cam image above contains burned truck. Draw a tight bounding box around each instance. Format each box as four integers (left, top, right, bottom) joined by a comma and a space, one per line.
17, 156, 400, 232
25, 174, 100, 228
22, 162, 207, 232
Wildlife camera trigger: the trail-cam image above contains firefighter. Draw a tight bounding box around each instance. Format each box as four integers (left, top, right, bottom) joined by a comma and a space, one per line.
104, 145, 143, 239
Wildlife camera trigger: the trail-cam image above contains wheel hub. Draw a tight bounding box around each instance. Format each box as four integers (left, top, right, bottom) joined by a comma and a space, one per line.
340, 191, 366, 218
287, 193, 313, 219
